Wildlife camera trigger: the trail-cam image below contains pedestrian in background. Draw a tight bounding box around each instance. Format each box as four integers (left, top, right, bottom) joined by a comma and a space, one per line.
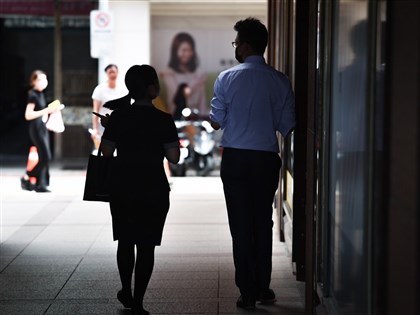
99, 65, 180, 315
21, 70, 61, 193
91, 64, 127, 149
172, 82, 190, 120
210, 17, 296, 310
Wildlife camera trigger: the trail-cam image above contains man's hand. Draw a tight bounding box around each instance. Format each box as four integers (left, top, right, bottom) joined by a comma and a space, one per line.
210, 120, 221, 130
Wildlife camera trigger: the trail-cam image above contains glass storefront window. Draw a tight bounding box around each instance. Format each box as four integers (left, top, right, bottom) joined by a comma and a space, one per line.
328, 0, 370, 313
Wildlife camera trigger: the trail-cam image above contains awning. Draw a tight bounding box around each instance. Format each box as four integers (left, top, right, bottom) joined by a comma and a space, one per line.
0, 0, 97, 17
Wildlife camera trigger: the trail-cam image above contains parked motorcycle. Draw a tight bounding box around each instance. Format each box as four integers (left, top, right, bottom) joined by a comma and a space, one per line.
168, 119, 191, 177
169, 108, 217, 176
182, 108, 216, 176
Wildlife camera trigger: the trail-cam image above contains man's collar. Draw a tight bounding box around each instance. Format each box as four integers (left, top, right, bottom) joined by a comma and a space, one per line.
244, 55, 265, 63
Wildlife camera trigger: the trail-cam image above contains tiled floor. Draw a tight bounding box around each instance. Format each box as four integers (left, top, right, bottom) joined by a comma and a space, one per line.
0, 168, 304, 314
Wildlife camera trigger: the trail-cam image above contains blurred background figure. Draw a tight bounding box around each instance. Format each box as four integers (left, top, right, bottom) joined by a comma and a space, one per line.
21, 70, 62, 193
90, 64, 127, 150
172, 82, 191, 120
161, 32, 207, 115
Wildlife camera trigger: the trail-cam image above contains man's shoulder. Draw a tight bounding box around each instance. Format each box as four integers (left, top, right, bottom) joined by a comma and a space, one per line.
92, 83, 107, 95
218, 64, 245, 79
273, 68, 290, 82
218, 63, 288, 79
259, 65, 291, 84
93, 82, 108, 90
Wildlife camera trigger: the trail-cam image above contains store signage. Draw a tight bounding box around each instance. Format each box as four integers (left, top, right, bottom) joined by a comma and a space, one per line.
0, 1, 95, 16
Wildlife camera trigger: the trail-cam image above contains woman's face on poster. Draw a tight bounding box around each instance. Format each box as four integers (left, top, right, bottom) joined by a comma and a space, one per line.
177, 41, 194, 65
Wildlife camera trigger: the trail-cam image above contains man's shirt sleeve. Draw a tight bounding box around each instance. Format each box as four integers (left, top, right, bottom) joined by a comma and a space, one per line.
210, 76, 228, 129
278, 83, 296, 137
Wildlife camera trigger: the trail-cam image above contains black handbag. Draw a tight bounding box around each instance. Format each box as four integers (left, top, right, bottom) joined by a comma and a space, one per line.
83, 150, 116, 202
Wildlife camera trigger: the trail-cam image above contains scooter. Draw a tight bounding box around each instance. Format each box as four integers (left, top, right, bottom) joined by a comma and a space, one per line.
168, 119, 191, 176
182, 109, 216, 176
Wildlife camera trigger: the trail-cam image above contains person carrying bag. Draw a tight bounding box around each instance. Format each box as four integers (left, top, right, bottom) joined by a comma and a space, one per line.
87, 65, 180, 315
83, 147, 116, 202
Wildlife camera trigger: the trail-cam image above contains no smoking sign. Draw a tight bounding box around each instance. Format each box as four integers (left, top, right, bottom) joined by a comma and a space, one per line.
95, 12, 110, 29
91, 10, 113, 33
90, 10, 114, 58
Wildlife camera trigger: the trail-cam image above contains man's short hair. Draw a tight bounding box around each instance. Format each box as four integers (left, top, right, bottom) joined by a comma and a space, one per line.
234, 17, 268, 55
104, 64, 118, 72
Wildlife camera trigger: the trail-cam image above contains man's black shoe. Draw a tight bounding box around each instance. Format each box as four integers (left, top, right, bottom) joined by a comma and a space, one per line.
257, 288, 277, 304
236, 295, 256, 310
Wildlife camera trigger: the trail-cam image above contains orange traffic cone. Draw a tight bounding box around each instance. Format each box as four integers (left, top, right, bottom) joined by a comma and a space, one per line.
26, 146, 38, 185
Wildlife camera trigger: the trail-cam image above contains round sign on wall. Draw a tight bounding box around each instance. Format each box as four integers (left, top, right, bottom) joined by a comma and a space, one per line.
90, 10, 114, 58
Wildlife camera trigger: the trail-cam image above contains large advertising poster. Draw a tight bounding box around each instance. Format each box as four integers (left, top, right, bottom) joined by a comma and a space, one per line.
151, 16, 263, 116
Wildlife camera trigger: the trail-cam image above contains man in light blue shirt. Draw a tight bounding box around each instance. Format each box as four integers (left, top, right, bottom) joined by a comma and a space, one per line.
210, 17, 295, 310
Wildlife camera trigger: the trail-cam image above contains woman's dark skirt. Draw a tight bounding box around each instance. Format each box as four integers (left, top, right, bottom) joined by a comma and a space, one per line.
109, 192, 170, 246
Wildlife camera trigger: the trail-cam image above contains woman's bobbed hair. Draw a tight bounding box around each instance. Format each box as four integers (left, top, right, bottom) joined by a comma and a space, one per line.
125, 65, 158, 100
104, 65, 159, 110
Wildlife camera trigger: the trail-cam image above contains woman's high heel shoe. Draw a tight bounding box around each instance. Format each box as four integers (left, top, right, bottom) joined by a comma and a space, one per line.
117, 290, 134, 308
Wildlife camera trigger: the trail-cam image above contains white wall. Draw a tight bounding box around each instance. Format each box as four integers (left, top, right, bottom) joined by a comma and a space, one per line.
98, 1, 150, 84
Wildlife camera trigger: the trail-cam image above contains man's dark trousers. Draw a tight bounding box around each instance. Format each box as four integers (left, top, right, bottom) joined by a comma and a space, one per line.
220, 147, 281, 299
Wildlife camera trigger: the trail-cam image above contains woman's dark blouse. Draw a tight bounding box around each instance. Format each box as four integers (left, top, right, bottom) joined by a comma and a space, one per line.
102, 104, 179, 197
27, 89, 47, 129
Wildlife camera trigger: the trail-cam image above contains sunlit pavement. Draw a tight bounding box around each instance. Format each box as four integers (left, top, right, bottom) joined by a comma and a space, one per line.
0, 166, 304, 314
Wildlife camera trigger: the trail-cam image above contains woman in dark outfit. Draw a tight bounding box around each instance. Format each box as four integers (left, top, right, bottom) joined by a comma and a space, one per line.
100, 65, 180, 315
172, 82, 190, 120
21, 70, 57, 192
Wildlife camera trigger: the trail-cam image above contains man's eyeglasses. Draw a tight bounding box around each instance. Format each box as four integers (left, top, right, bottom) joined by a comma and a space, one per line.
232, 41, 240, 48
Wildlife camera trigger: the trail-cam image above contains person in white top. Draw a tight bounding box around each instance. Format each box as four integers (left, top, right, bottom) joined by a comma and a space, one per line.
91, 64, 127, 148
